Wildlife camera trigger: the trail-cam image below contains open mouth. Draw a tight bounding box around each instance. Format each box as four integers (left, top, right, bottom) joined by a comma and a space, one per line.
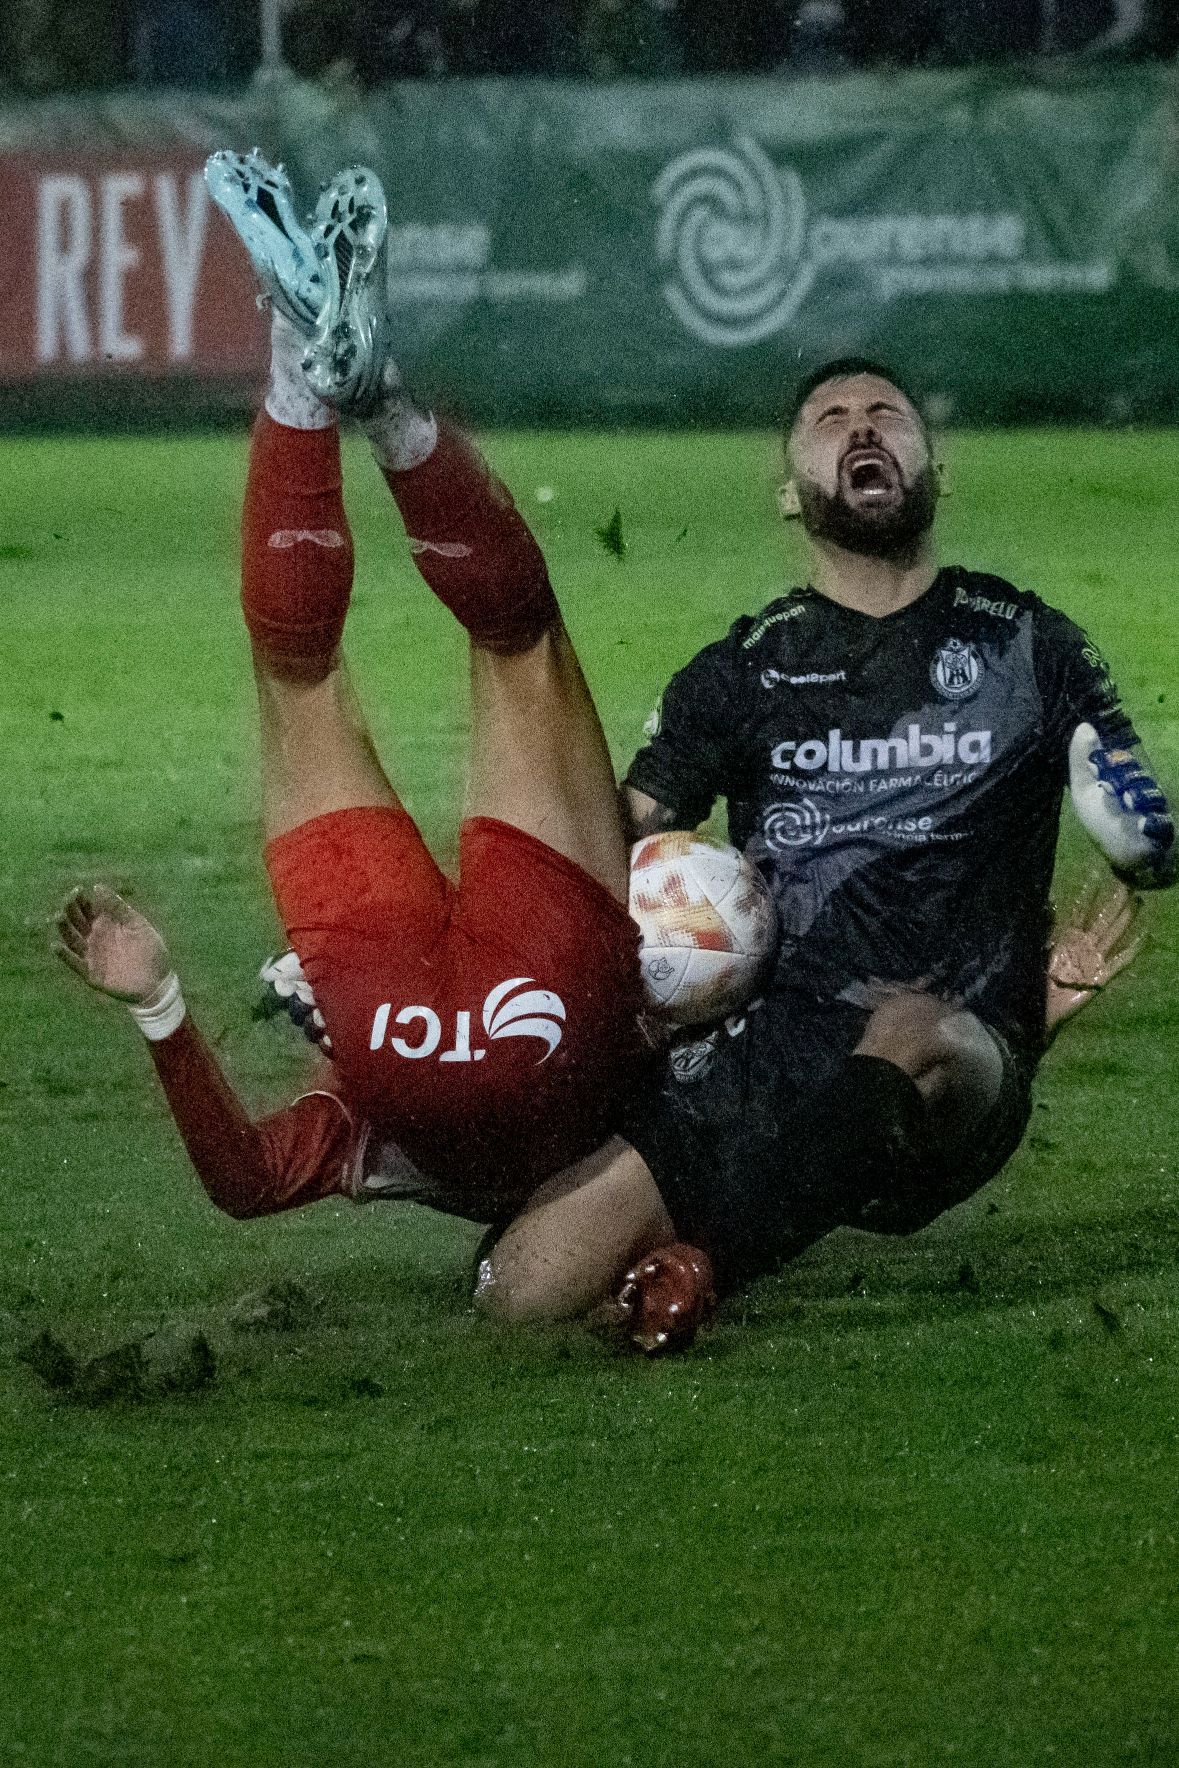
841, 447, 899, 498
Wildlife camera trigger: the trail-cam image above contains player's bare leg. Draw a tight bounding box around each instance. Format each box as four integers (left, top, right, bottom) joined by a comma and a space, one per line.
475, 1137, 674, 1323
242, 314, 402, 843
370, 410, 629, 905
852, 990, 1004, 1155
464, 632, 629, 904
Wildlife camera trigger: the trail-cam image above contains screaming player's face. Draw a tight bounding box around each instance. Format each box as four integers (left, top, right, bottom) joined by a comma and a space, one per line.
784, 373, 938, 559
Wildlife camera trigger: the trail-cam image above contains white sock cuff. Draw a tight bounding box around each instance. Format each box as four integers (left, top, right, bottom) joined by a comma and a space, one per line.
265, 310, 335, 432
365, 399, 439, 474
128, 973, 187, 1043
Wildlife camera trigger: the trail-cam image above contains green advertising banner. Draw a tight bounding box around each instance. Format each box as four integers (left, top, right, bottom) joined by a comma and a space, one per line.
2, 66, 1179, 424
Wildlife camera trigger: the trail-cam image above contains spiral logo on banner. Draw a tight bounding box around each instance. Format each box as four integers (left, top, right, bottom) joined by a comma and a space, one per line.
764, 798, 832, 851
652, 138, 813, 349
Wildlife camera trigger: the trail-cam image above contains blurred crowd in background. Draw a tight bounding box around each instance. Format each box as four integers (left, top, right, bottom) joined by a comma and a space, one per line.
4, 0, 1179, 95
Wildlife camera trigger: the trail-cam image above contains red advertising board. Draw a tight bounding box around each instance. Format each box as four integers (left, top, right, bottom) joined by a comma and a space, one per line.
0, 151, 268, 382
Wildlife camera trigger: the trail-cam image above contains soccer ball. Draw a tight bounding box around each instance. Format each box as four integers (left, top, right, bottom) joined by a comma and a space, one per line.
629, 832, 777, 1026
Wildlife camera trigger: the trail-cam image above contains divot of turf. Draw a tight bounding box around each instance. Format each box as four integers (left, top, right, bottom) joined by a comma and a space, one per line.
16, 1328, 79, 1392
228, 1278, 319, 1332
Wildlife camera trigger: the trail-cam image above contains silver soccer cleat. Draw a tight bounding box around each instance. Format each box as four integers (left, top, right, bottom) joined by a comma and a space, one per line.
300, 165, 392, 417
204, 148, 325, 331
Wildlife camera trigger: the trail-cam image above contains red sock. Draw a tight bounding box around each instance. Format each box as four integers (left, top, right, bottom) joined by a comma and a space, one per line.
382, 422, 559, 653
241, 413, 354, 679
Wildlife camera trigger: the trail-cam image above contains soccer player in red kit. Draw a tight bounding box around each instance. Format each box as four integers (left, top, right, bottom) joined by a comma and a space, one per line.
54, 155, 646, 1229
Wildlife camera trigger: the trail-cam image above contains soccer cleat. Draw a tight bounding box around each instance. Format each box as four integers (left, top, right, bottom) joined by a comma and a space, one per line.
204, 148, 326, 330
257, 950, 333, 1055
300, 166, 391, 417
616, 1243, 717, 1354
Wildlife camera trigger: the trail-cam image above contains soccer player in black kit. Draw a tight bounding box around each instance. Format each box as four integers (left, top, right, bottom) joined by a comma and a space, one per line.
475, 360, 1175, 1330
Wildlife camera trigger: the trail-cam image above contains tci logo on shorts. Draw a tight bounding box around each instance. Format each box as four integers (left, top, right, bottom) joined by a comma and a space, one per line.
369, 978, 566, 1064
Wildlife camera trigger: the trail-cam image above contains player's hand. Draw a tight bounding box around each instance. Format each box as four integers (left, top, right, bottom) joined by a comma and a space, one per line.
1045, 873, 1143, 1037
1068, 722, 1175, 884
52, 885, 171, 1003
256, 949, 334, 1055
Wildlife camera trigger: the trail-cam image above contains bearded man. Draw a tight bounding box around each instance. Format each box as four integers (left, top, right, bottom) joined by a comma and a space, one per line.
476, 359, 1174, 1325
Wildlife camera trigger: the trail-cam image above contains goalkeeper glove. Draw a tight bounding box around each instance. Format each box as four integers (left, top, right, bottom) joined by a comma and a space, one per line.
1068, 721, 1175, 886
257, 950, 334, 1054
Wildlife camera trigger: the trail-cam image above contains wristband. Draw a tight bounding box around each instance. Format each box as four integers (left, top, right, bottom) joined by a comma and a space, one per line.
128, 972, 186, 1042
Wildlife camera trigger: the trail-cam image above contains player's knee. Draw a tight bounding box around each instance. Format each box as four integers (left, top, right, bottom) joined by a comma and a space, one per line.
932, 1009, 1004, 1114
857, 990, 948, 1073
471, 1251, 559, 1325
859, 993, 1003, 1125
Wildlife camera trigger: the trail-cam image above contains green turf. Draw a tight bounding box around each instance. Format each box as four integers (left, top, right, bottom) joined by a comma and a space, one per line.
1, 427, 1177, 1767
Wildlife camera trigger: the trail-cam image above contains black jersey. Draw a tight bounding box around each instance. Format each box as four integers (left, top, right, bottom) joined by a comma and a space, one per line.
626, 566, 1138, 1060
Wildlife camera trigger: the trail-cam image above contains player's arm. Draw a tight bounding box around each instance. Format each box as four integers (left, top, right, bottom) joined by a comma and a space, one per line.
621, 787, 684, 843
1067, 721, 1174, 889
1041, 612, 1174, 889
621, 631, 747, 843
53, 885, 362, 1219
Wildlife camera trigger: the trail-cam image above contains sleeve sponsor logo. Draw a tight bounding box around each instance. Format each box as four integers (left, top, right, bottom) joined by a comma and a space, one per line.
953, 586, 1017, 620
741, 603, 806, 650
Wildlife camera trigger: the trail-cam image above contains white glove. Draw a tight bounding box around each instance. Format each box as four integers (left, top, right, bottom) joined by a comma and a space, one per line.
1068, 722, 1174, 882
257, 950, 333, 1055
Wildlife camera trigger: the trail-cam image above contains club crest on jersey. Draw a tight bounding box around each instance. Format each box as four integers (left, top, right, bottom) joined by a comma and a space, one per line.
669, 1031, 719, 1084
931, 639, 982, 701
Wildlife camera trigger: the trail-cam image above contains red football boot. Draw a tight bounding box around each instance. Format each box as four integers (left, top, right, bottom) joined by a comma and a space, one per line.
617, 1243, 717, 1355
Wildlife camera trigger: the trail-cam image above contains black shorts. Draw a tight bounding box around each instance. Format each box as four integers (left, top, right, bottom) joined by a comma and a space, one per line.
622, 992, 1035, 1287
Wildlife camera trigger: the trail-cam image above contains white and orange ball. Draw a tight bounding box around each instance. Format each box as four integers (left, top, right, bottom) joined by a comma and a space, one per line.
628, 832, 777, 1026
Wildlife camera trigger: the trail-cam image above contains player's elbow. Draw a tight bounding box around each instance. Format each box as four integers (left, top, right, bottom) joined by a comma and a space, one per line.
198, 1172, 271, 1221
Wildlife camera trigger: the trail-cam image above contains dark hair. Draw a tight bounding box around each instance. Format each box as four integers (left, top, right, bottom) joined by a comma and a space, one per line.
783, 356, 922, 441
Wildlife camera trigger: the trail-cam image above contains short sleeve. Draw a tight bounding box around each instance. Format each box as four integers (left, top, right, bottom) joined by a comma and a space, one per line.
624, 631, 746, 828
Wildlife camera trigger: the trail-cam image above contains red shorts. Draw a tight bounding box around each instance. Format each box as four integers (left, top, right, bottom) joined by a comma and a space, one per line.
265, 808, 646, 1212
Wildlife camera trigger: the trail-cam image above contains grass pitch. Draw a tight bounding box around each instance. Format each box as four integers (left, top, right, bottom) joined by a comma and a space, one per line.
1, 425, 1178, 1767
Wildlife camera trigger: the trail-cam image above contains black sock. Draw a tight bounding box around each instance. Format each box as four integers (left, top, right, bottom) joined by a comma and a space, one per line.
824, 1055, 928, 1190
711, 1054, 928, 1289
